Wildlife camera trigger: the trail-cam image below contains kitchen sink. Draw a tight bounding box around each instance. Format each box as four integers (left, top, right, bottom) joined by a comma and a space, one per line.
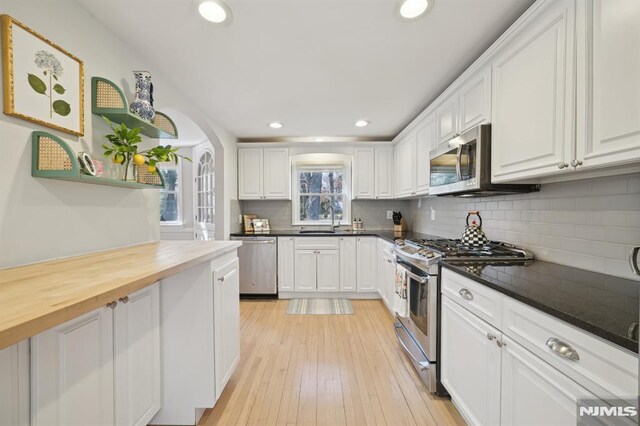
298, 230, 336, 234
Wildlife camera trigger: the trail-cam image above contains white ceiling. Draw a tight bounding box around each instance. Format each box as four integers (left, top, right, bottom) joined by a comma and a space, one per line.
79, 0, 534, 141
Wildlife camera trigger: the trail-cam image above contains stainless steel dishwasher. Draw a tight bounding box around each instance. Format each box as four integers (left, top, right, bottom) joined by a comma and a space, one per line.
231, 236, 277, 295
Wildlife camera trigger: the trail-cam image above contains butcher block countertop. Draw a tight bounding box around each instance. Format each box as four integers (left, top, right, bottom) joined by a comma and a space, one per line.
0, 240, 241, 350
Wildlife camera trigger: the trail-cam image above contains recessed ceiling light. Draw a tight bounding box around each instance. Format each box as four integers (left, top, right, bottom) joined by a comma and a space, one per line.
197, 0, 231, 24
268, 122, 283, 129
399, 0, 433, 19
313, 138, 326, 142
354, 120, 369, 128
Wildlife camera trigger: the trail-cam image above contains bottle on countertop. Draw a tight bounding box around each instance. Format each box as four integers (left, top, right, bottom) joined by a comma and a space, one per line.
357, 218, 363, 231
352, 217, 357, 231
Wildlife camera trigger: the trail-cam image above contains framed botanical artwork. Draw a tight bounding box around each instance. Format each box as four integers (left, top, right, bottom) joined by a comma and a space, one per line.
1, 15, 84, 136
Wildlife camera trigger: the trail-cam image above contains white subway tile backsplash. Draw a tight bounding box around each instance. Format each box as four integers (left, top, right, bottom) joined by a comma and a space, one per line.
407, 173, 640, 280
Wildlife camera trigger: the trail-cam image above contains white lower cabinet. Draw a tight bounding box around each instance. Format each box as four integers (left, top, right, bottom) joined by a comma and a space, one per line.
114, 285, 161, 426
31, 305, 116, 426
339, 237, 357, 292
441, 296, 501, 426
317, 251, 340, 291
0, 341, 29, 426
356, 237, 377, 292
501, 335, 597, 426
277, 237, 295, 291
441, 269, 639, 426
376, 239, 396, 313
294, 250, 318, 291
31, 284, 161, 426
212, 257, 240, 400
294, 249, 339, 292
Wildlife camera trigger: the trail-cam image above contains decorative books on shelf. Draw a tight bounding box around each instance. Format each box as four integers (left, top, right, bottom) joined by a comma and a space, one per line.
91, 77, 178, 139
31, 131, 164, 189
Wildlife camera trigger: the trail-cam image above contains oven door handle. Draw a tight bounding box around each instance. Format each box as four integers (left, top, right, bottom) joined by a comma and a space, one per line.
402, 268, 429, 284
455, 144, 463, 181
395, 259, 430, 284
394, 323, 430, 370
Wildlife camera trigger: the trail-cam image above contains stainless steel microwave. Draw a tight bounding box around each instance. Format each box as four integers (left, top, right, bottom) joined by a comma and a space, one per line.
428, 124, 539, 197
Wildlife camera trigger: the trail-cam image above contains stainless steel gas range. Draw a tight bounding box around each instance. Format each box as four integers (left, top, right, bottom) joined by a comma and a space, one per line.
392, 237, 533, 395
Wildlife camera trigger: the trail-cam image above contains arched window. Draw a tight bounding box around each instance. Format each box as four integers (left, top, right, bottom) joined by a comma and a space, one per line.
195, 149, 215, 240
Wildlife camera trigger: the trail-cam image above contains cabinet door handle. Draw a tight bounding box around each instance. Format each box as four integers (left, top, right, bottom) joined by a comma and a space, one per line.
218, 268, 237, 282
557, 162, 569, 169
106, 301, 118, 309
118, 296, 129, 304
571, 159, 583, 167
458, 288, 473, 301
629, 246, 640, 276
546, 337, 580, 361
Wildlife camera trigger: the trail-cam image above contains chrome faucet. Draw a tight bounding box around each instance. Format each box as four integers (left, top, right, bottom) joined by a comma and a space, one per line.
328, 205, 337, 231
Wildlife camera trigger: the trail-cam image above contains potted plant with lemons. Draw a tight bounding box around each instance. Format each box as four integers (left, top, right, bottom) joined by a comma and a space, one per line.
101, 116, 190, 182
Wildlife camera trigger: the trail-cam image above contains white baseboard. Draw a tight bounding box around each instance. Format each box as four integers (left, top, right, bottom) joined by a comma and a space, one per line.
278, 291, 381, 300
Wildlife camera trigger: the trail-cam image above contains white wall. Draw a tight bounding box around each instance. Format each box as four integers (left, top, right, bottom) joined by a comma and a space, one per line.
407, 173, 640, 281
0, 0, 237, 267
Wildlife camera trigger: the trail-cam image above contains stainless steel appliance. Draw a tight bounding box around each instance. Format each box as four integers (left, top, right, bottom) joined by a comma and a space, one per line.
429, 124, 540, 197
630, 246, 640, 276
392, 237, 533, 395
393, 240, 441, 393
231, 236, 277, 295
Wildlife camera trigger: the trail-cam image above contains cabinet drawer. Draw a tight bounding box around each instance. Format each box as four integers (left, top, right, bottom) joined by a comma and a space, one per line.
441, 268, 503, 329
294, 237, 340, 250
502, 297, 638, 403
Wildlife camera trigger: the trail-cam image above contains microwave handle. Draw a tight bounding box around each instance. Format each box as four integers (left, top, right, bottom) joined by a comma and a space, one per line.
456, 144, 463, 180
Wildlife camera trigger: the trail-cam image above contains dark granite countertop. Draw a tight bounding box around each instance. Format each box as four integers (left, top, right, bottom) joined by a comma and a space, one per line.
230, 229, 438, 244
442, 261, 640, 353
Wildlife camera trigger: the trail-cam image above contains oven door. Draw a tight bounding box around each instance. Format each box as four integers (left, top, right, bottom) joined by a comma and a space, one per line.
396, 259, 437, 362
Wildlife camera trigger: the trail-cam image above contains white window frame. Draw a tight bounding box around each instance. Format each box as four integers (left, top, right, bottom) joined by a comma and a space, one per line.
159, 161, 183, 226
291, 161, 351, 226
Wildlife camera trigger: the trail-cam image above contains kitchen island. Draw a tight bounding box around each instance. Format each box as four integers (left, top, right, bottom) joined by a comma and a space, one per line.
0, 240, 241, 426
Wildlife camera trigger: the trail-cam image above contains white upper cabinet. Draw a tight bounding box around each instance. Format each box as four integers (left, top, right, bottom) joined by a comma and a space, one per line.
394, 132, 417, 197
436, 95, 459, 145
238, 148, 263, 199
374, 147, 394, 199
263, 148, 291, 198
238, 148, 290, 200
491, 0, 576, 182
354, 146, 394, 199
353, 148, 375, 199
458, 67, 492, 133
576, 0, 640, 170
415, 113, 436, 194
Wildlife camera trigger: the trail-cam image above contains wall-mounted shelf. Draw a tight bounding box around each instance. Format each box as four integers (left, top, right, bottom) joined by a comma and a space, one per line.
31, 131, 165, 189
91, 77, 178, 139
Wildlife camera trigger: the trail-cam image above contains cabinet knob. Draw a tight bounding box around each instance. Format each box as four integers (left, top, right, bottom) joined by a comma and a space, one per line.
106, 301, 118, 309
496, 339, 506, 348
118, 296, 129, 304
487, 333, 496, 341
557, 162, 569, 169
571, 159, 583, 167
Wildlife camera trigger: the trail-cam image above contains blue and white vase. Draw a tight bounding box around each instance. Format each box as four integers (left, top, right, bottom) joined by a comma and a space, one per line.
129, 71, 155, 122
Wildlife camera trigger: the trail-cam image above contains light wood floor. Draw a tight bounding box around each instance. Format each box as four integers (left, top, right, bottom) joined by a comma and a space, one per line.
199, 299, 465, 426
